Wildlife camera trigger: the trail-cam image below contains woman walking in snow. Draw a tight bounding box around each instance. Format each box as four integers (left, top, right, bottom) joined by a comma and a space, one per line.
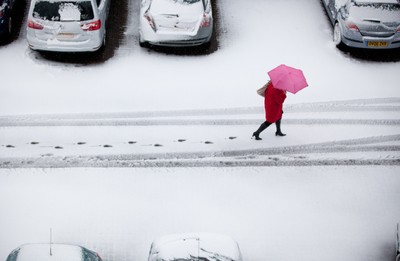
252, 81, 286, 140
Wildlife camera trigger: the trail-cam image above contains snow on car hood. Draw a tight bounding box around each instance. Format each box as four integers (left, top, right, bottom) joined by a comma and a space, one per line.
17, 244, 83, 261
150, 233, 241, 261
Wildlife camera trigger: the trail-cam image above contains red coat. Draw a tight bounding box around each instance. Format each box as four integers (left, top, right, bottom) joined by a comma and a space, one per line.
264, 83, 286, 123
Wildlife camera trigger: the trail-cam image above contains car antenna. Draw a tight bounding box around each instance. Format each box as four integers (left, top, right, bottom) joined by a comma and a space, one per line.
50, 228, 53, 256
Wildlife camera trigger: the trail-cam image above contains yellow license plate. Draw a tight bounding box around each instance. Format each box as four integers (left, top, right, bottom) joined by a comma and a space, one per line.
368, 41, 388, 47
57, 33, 75, 39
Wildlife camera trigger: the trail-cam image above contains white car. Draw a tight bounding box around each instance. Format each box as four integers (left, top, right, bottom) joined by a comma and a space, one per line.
6, 243, 103, 261
139, 0, 213, 48
148, 233, 243, 261
26, 0, 110, 52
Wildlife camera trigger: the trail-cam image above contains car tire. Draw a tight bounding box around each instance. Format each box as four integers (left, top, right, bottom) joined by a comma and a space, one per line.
202, 40, 211, 50
139, 32, 148, 48
333, 22, 345, 49
102, 28, 107, 47
7, 17, 13, 35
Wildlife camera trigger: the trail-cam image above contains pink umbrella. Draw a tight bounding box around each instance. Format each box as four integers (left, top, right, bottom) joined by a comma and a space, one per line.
267, 64, 308, 94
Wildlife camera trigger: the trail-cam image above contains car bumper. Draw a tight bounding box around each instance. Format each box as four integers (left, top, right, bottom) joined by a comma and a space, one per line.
341, 28, 400, 49
27, 31, 104, 52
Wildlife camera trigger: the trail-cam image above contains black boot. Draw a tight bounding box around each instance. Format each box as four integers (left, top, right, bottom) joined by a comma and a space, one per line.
252, 121, 271, 140
275, 119, 286, 136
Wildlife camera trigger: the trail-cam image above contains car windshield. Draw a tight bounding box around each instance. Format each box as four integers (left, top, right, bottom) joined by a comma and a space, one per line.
33, 1, 94, 21
350, 2, 400, 22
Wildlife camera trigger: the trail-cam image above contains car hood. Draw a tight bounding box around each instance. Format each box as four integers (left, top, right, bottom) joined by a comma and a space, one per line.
17, 244, 83, 261
150, 233, 241, 261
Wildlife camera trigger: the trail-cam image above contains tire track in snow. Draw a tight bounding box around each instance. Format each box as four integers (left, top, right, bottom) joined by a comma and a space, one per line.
1, 118, 399, 127
1, 98, 399, 167
0, 98, 399, 127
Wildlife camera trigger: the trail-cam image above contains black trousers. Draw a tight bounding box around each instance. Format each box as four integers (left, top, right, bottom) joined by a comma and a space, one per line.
254, 118, 283, 135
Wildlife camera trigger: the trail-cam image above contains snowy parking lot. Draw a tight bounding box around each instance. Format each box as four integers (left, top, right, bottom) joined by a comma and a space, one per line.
1, 0, 400, 260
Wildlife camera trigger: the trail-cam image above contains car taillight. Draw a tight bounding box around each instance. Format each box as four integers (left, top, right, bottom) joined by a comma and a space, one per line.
28, 19, 44, 30
345, 21, 359, 31
81, 20, 101, 31
200, 13, 211, 27
144, 10, 155, 31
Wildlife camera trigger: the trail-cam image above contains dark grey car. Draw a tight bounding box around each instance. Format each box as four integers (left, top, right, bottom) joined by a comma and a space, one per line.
322, 0, 400, 49
0, 0, 17, 38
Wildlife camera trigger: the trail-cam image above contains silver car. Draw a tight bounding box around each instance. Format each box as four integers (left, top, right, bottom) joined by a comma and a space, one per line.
148, 233, 243, 261
27, 0, 110, 52
139, 0, 213, 48
322, 0, 400, 49
6, 243, 103, 261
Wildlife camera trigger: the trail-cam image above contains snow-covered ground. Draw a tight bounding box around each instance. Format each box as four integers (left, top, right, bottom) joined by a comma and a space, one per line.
0, 0, 400, 260
1, 167, 400, 261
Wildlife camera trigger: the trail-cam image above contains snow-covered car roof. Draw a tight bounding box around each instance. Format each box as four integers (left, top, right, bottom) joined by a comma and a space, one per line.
16, 244, 84, 261
149, 233, 242, 261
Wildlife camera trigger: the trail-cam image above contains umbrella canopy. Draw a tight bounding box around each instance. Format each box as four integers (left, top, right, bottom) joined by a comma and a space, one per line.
267, 64, 308, 94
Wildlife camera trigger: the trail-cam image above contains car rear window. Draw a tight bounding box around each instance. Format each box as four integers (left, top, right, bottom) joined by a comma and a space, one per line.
33, 1, 94, 21
351, 3, 400, 21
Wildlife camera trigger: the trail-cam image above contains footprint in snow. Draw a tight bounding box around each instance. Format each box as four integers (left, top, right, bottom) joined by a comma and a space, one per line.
6, 145, 15, 148
204, 141, 213, 144
154, 144, 163, 147
30, 142, 39, 145
128, 141, 137, 144
54, 146, 63, 149
177, 139, 186, 142
77, 142, 86, 145
228, 136, 237, 140
103, 144, 112, 148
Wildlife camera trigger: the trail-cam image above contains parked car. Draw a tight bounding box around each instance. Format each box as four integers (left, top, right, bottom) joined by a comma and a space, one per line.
26, 0, 111, 52
148, 233, 243, 261
0, 0, 17, 38
6, 243, 102, 261
322, 0, 400, 49
139, 0, 213, 48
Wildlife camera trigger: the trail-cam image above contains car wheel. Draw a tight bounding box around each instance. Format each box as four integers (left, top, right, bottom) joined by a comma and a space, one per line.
333, 22, 344, 49
139, 33, 147, 48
